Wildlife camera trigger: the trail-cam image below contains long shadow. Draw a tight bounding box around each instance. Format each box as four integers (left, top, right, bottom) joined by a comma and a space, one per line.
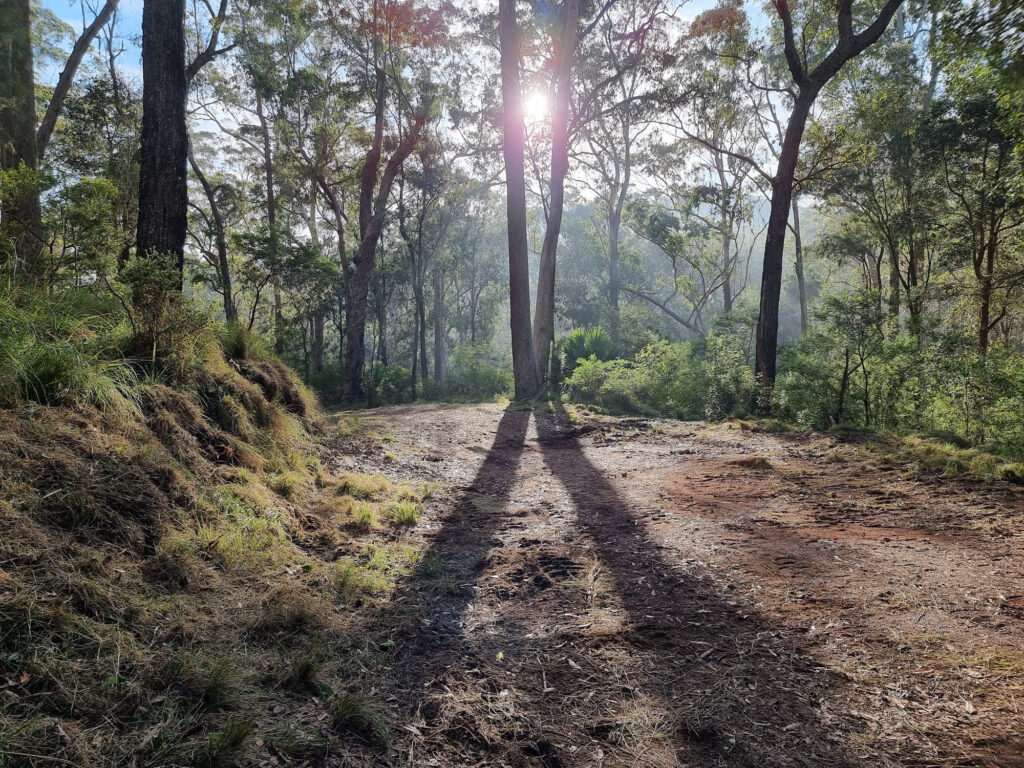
391, 406, 531, 686
533, 406, 859, 767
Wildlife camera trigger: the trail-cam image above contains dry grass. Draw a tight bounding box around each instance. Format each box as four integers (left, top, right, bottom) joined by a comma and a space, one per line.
337, 471, 390, 500
0, 345, 419, 767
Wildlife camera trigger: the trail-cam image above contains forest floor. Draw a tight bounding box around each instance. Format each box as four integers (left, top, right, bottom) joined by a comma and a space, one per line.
326, 402, 1024, 768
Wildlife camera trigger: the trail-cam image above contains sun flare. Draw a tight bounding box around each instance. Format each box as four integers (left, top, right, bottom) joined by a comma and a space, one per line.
523, 89, 550, 124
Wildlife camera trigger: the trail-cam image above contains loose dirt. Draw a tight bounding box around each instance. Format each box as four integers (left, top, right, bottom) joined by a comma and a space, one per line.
328, 403, 1024, 768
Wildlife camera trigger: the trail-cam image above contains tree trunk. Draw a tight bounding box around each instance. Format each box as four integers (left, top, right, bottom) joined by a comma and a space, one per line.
792, 193, 808, 333
499, 0, 540, 399
0, 0, 45, 282
136, 0, 188, 284
433, 263, 445, 381
188, 147, 235, 321
312, 311, 325, 373
532, 0, 579, 382
410, 302, 419, 399
341, 110, 426, 403
755, 91, 816, 388
255, 89, 284, 350
756, 0, 904, 393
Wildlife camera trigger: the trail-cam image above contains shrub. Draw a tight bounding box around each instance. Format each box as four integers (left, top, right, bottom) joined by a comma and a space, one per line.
564, 339, 708, 419
559, 326, 615, 380
366, 363, 412, 405
442, 343, 513, 400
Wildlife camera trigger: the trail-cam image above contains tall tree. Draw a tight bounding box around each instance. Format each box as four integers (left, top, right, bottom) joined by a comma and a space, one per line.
0, 0, 45, 281
135, 0, 189, 282
531, 0, 580, 379
754, 0, 905, 391
499, 0, 541, 398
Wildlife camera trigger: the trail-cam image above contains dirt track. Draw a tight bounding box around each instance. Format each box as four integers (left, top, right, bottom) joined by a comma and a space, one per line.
331, 403, 1024, 768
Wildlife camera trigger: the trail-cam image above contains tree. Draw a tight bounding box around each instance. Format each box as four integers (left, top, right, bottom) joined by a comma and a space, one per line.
754, 0, 905, 392
135, 0, 189, 283
499, 0, 541, 398
2, 0, 122, 283
531, 0, 580, 379
1, 0, 45, 281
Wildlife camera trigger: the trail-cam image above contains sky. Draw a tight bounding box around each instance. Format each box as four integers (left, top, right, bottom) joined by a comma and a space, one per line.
38, 0, 739, 89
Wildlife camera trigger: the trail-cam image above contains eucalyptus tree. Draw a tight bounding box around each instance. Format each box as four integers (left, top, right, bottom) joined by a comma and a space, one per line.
574, 0, 674, 320
135, 0, 189, 285
499, 0, 541, 398
753, 0, 906, 392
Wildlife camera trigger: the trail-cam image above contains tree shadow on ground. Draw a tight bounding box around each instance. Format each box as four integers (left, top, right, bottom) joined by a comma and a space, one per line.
533, 405, 861, 767
390, 404, 868, 767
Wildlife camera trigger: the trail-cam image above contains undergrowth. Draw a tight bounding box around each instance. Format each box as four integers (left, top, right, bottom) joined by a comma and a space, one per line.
0, 285, 423, 766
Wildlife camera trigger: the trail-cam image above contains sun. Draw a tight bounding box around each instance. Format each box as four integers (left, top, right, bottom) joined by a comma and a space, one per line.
523, 89, 550, 125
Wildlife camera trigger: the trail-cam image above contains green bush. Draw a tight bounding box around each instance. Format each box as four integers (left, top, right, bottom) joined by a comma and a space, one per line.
559, 326, 615, 380
366, 364, 412, 405
442, 343, 513, 399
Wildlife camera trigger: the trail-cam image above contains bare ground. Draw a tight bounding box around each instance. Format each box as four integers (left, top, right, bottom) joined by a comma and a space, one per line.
325, 403, 1024, 768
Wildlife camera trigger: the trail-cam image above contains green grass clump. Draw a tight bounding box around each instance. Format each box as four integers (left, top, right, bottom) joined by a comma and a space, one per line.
874, 435, 1024, 483
267, 470, 304, 499
386, 500, 421, 525
351, 503, 376, 530
330, 692, 388, 748
221, 321, 270, 361
0, 287, 139, 414
197, 715, 253, 767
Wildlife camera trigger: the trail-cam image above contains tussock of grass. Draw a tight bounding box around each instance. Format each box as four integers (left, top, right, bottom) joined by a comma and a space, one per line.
387, 500, 422, 525
351, 502, 377, 530
331, 692, 389, 748
251, 584, 329, 634
337, 471, 390, 500
198, 715, 254, 767
268, 470, 305, 499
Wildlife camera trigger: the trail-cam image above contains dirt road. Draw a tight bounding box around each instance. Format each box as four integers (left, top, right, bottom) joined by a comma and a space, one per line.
332, 403, 1024, 768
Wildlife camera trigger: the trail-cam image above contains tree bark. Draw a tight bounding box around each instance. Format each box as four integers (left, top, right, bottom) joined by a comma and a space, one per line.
532, 0, 580, 382
0, 0, 45, 282
136, 0, 188, 283
255, 89, 284, 350
755, 91, 816, 386
499, 0, 540, 399
433, 262, 445, 381
312, 311, 325, 373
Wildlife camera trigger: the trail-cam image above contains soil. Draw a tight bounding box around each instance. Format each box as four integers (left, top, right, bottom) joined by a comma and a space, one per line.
328, 403, 1024, 768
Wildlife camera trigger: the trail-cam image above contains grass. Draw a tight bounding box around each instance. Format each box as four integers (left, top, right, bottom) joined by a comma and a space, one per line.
337, 471, 390, 500
267, 470, 305, 498
387, 500, 422, 525
330, 692, 389, 748
198, 715, 254, 767
0, 287, 429, 767
865, 434, 1024, 483
351, 502, 376, 530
